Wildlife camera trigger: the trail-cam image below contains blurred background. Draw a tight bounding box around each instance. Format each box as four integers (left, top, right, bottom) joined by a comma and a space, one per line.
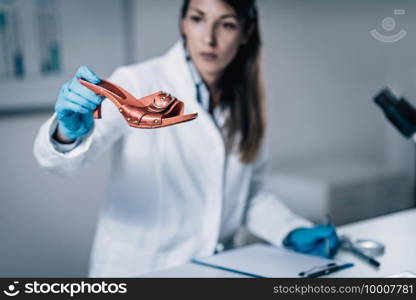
0, 0, 415, 276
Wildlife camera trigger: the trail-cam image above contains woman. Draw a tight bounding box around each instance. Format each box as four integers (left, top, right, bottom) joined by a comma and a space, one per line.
34, 0, 339, 277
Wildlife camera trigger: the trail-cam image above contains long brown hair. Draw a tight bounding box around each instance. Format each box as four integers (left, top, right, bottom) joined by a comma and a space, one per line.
180, 0, 266, 164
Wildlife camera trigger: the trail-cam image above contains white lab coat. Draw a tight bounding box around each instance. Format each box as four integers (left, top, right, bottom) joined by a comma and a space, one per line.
33, 41, 311, 277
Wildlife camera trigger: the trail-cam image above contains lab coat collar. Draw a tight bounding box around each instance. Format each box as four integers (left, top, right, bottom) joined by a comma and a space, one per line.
160, 40, 230, 138
160, 40, 198, 108
184, 47, 203, 86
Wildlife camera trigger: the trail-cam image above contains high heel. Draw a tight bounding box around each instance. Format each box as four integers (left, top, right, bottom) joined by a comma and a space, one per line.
79, 78, 198, 129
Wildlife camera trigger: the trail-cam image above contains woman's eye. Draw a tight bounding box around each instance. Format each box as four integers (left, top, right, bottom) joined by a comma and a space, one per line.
222, 22, 237, 30
190, 15, 202, 22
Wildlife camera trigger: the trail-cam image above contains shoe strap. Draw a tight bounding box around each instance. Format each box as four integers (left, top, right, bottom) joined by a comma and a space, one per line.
147, 92, 176, 113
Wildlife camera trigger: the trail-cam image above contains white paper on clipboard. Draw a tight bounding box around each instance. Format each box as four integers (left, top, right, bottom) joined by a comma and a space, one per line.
192, 243, 353, 278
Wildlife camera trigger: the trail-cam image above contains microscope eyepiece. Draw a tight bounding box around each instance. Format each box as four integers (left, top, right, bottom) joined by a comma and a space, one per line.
374, 88, 416, 138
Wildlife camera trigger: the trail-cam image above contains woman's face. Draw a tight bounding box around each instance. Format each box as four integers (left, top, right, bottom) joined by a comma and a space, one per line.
181, 0, 246, 81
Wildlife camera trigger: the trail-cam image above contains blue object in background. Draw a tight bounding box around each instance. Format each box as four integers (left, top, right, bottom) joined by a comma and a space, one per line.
13, 50, 24, 78
0, 10, 10, 79
0, 11, 5, 28
50, 41, 61, 72
0, 5, 25, 79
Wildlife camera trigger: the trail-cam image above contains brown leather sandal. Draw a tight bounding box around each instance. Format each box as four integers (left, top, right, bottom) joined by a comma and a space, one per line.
79, 78, 198, 129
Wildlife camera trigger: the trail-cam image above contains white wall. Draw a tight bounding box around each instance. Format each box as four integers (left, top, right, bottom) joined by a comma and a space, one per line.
130, 0, 182, 61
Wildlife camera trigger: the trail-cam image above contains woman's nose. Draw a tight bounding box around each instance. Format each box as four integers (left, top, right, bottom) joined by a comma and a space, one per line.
203, 24, 217, 47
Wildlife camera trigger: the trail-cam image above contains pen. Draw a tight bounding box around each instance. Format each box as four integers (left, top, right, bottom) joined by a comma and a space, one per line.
349, 243, 380, 268
302, 263, 354, 278
324, 214, 332, 257
341, 235, 381, 268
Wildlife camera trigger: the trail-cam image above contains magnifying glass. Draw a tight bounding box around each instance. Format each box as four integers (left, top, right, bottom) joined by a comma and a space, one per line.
353, 239, 385, 257
341, 235, 385, 258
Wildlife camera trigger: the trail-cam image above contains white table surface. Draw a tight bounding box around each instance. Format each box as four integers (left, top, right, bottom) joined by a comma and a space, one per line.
141, 208, 416, 278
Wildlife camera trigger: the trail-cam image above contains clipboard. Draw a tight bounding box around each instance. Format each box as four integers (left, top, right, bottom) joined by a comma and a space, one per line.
192, 243, 354, 278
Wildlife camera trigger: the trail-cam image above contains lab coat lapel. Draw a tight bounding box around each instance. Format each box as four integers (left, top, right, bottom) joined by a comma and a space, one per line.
160, 41, 225, 152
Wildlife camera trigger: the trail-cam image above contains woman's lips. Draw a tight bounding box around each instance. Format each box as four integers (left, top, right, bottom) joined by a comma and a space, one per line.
199, 52, 218, 61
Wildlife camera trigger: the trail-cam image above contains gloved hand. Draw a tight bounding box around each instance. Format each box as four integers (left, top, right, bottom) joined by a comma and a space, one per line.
54, 65, 104, 141
283, 225, 340, 258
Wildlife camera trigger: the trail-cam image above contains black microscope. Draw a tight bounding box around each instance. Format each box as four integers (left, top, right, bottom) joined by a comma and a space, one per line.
374, 88, 416, 139
374, 88, 416, 204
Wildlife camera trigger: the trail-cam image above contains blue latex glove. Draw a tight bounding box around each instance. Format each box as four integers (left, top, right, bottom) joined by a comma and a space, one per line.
54, 66, 104, 141
283, 225, 340, 258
